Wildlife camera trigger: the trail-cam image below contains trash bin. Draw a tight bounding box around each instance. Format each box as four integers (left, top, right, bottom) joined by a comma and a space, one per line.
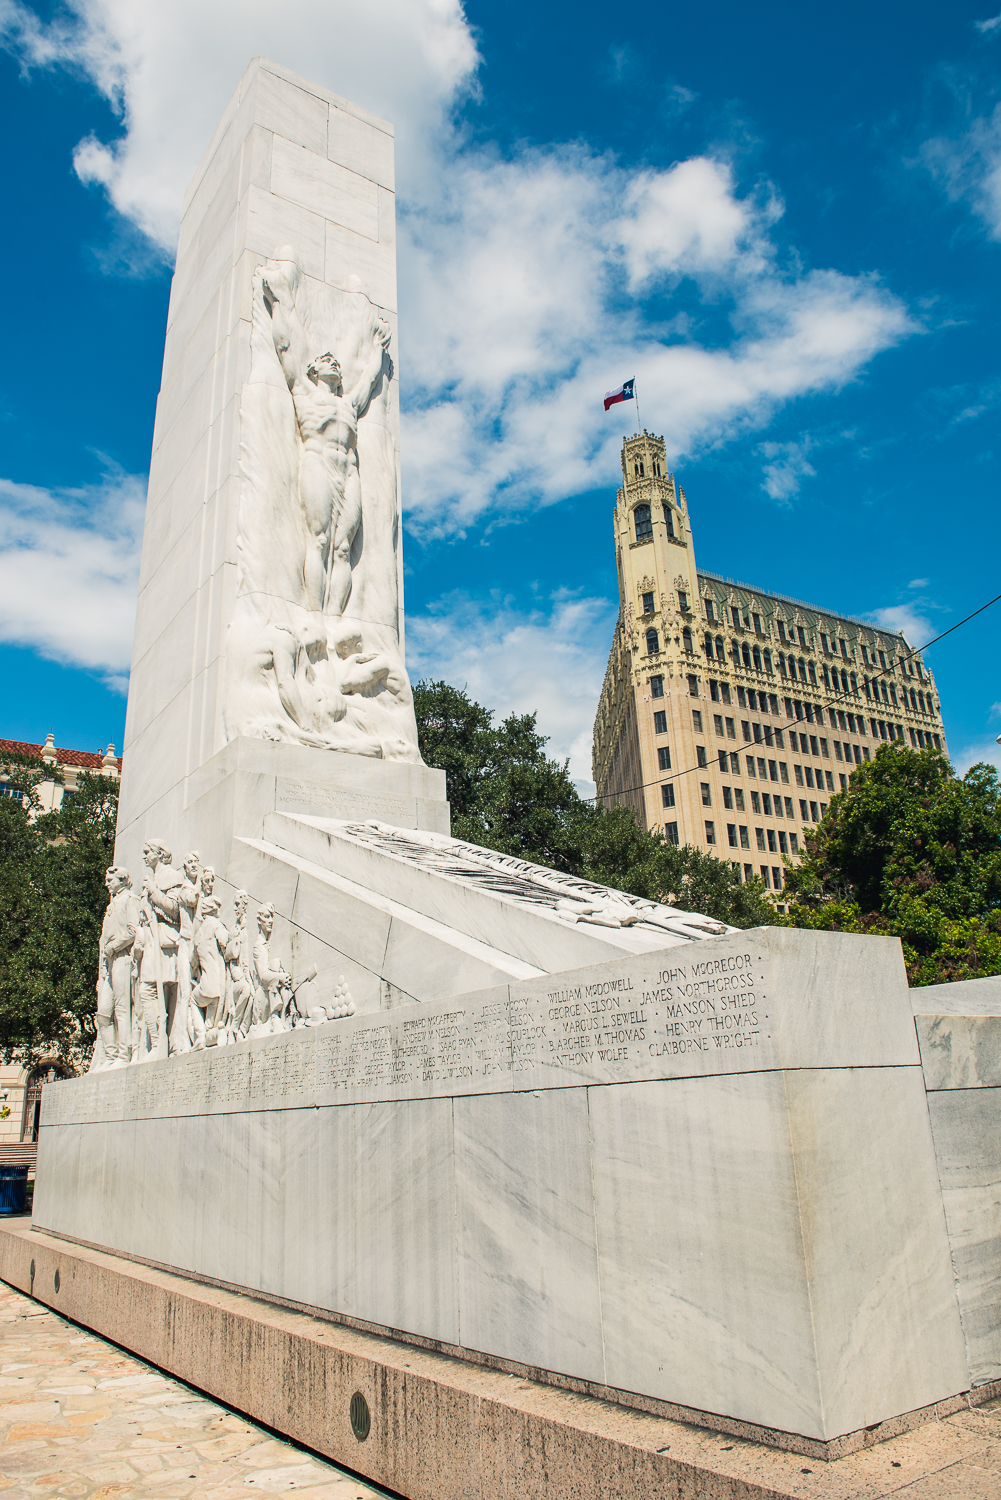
0, 1166, 29, 1215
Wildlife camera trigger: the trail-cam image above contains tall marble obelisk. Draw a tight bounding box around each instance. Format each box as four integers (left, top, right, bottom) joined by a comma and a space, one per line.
115, 58, 448, 878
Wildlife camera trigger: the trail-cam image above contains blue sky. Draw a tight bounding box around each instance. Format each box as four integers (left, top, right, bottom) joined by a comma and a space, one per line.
1, 0, 999, 788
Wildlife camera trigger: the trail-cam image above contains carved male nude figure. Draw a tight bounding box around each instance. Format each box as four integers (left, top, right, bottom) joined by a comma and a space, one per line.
262, 268, 391, 622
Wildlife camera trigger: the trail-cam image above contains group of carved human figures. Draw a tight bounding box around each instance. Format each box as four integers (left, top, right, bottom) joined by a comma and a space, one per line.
92, 841, 354, 1070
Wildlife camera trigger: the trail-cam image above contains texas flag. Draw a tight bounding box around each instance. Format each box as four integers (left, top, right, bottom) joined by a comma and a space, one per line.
603, 377, 635, 412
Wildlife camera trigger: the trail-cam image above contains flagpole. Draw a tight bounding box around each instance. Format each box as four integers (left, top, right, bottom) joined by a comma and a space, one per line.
634, 381, 642, 435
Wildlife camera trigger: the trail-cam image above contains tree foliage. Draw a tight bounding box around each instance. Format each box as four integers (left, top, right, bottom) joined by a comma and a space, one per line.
414, 680, 775, 929
0, 756, 117, 1067
781, 741, 1001, 985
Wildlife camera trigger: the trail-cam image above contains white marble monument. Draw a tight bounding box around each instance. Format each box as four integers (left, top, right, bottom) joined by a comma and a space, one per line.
34, 58, 999, 1462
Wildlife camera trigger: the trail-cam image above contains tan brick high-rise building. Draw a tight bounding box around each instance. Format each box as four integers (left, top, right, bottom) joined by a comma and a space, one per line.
592, 432, 947, 895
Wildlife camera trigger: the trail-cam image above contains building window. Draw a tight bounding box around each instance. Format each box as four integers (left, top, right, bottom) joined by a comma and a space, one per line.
752, 645, 762, 671
751, 790, 761, 814
661, 784, 676, 808
688, 675, 698, 697
727, 824, 738, 847
683, 626, 693, 653
798, 626, 808, 649
664, 506, 675, 537
650, 675, 664, 698
790, 833, 799, 853
714, 714, 724, 736
646, 628, 660, 655
800, 799, 808, 820
735, 788, 745, 811
742, 643, 752, 669
810, 801, 819, 821
634, 504, 652, 540
772, 867, 783, 890
739, 825, 750, 848
730, 753, 741, 776
22, 1064, 64, 1143
722, 786, 733, 808
760, 866, 771, 888
718, 749, 728, 772
692, 709, 703, 731
779, 831, 788, 854
697, 746, 707, 767
755, 828, 766, 851
705, 821, 716, 845
763, 649, 773, 674
658, 746, 671, 770
705, 598, 716, 622
701, 782, 712, 806
767, 829, 777, 853
752, 612, 762, 634
654, 711, 668, 734
678, 590, 689, 612
726, 717, 736, 739
665, 821, 679, 844
642, 591, 656, 615
778, 620, 787, 642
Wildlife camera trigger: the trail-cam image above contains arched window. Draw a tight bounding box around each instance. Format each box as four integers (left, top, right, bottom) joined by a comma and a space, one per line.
663, 505, 675, 538
731, 640, 741, 667
633, 504, 652, 541
823, 666, 831, 689
798, 658, 808, 683
763, 649, 773, 674
752, 645, 762, 671
850, 673, 858, 696
682, 627, 693, 654
704, 631, 713, 657
778, 652, 788, 678
646, 628, 660, 655
808, 661, 817, 685
919, 690, 927, 713
715, 635, 725, 662
21, 1064, 66, 1143
741, 643, 752, 669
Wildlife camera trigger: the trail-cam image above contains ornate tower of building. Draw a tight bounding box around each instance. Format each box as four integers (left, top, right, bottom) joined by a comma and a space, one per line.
592, 436, 947, 893
592, 431, 702, 838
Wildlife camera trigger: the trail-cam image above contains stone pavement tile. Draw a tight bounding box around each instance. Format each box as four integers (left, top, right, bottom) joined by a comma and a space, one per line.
0, 1287, 384, 1500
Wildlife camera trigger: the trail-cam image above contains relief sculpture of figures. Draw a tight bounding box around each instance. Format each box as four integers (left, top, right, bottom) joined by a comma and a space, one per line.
262, 267, 390, 622
90, 867, 140, 1072
223, 248, 423, 764
133, 841, 187, 1060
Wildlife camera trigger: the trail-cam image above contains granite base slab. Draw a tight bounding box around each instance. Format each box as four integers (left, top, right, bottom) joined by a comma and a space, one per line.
1, 1223, 999, 1499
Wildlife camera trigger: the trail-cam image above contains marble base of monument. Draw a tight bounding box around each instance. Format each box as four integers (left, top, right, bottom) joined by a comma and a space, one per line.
5, 1222, 1001, 1500
33, 928, 976, 1449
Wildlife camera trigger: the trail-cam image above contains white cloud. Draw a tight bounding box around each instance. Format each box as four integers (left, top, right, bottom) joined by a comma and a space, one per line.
757, 438, 816, 503
0, 0, 479, 245
870, 602, 936, 648
405, 592, 617, 789
975, 14, 1001, 34
0, 467, 145, 680
908, 577, 930, 589
399, 148, 913, 533
922, 102, 1001, 240
951, 738, 1001, 776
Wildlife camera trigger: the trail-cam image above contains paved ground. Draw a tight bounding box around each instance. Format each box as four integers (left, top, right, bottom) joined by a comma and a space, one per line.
0, 1283, 388, 1500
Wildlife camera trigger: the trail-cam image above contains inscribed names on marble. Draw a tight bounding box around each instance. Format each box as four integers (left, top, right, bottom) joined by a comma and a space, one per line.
41, 937, 786, 1124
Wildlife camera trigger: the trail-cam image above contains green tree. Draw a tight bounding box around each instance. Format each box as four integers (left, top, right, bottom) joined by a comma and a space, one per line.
782, 741, 1001, 984
0, 762, 117, 1067
414, 679, 776, 929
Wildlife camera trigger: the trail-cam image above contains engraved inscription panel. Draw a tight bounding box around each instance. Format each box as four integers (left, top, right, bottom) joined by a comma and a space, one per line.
41, 938, 785, 1124
276, 780, 418, 827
